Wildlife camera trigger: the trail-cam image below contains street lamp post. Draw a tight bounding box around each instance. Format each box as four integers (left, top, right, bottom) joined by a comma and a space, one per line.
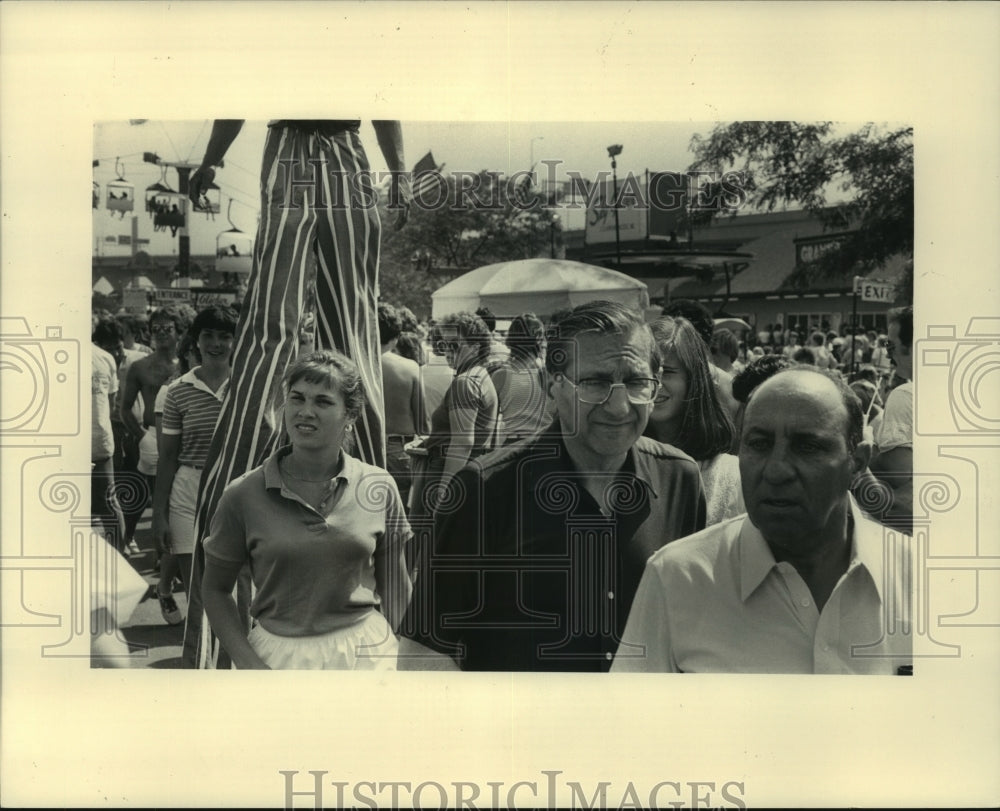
607, 144, 623, 268
530, 136, 544, 171
550, 214, 560, 259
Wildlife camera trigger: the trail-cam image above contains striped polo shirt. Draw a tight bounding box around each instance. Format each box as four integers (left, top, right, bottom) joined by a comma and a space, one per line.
160, 369, 229, 469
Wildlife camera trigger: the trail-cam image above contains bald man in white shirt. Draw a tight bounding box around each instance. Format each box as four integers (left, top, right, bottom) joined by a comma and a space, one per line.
614, 367, 913, 675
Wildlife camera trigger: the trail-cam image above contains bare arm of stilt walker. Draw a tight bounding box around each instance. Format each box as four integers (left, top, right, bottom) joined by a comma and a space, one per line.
189, 120, 246, 204
372, 120, 411, 230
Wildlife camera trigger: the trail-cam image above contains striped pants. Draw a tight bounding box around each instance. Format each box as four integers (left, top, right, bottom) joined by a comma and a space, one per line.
187, 125, 386, 668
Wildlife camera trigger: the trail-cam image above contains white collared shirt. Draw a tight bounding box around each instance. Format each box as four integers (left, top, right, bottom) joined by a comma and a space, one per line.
612, 503, 913, 674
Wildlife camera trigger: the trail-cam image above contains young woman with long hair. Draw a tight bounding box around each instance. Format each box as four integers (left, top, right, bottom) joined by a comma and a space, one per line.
645, 316, 744, 525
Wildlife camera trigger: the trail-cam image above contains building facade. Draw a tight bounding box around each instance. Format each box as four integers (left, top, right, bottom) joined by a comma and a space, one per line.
565, 207, 909, 336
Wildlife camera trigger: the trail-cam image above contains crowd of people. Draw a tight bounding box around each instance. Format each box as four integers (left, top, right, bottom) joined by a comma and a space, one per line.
89, 119, 914, 674
743, 320, 896, 382
89, 292, 914, 675
90, 304, 239, 651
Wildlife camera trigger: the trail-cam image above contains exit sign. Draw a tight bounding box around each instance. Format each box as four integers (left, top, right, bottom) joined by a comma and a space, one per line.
853, 277, 896, 303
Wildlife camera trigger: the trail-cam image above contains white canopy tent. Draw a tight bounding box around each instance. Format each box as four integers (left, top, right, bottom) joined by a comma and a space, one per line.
429, 263, 507, 317
431, 259, 649, 320
125, 275, 156, 290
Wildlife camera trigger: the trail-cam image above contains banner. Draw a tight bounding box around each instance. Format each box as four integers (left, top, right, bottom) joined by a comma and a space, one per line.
191, 290, 238, 308
151, 288, 191, 305
122, 289, 148, 314
150, 288, 237, 308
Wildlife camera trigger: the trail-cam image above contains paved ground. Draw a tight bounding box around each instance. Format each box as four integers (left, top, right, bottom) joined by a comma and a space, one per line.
117, 508, 188, 668
114, 508, 457, 670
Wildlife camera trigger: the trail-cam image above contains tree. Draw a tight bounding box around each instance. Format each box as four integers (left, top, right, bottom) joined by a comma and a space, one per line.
687, 122, 913, 298
376, 171, 562, 318
91, 291, 120, 316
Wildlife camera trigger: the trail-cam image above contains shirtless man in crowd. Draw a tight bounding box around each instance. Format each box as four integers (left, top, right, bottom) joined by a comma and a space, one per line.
120, 306, 188, 545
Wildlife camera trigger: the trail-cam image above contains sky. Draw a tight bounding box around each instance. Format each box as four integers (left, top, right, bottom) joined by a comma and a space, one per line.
92, 119, 717, 258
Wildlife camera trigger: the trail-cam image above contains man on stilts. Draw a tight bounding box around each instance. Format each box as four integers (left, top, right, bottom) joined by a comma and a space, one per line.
184, 119, 410, 668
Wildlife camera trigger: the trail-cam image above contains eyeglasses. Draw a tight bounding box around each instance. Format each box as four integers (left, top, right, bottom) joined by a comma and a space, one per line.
150, 324, 176, 335
557, 374, 660, 405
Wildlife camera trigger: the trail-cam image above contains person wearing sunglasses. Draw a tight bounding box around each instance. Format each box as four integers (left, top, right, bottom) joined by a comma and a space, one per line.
119, 306, 190, 564
408, 311, 500, 526
400, 300, 706, 672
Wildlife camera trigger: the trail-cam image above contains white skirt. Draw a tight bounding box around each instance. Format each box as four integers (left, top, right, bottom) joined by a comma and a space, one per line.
137, 427, 158, 475
248, 611, 399, 671
168, 464, 201, 556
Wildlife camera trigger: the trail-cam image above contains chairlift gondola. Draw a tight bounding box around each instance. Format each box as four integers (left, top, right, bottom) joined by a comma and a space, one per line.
152, 187, 187, 235
215, 199, 254, 280
192, 179, 221, 218
106, 158, 134, 218
145, 167, 175, 218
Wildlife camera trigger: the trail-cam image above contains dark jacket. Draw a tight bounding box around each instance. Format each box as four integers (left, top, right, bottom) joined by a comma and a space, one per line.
401, 421, 706, 671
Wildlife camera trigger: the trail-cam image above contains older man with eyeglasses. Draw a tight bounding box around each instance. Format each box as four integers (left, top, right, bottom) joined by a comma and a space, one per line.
400, 300, 706, 672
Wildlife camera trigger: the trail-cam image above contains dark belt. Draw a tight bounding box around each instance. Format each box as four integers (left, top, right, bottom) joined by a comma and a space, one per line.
427, 444, 490, 460
274, 119, 360, 136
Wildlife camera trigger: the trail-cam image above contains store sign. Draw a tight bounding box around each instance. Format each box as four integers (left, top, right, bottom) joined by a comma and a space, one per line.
647, 172, 689, 240
795, 236, 847, 266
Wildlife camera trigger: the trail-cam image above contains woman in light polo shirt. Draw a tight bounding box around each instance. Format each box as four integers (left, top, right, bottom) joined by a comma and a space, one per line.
202, 350, 413, 670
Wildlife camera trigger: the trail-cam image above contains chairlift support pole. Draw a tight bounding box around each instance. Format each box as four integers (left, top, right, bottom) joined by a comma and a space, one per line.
145, 154, 199, 283
176, 167, 191, 282
850, 275, 860, 378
